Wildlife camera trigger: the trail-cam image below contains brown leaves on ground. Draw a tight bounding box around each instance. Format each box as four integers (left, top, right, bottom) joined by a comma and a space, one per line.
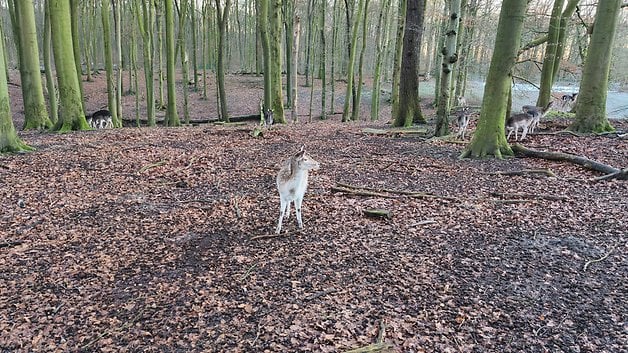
1, 116, 627, 352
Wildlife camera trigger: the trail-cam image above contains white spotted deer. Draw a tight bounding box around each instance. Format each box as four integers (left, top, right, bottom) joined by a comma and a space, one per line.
275, 148, 320, 234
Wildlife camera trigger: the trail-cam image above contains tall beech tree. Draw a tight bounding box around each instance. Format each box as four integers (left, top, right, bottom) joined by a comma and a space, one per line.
269, 0, 285, 123
133, 0, 156, 126
461, 0, 529, 159
164, 0, 180, 126
215, 0, 232, 121
571, 0, 620, 133
435, 0, 461, 136
393, 0, 425, 127
101, 0, 118, 126
536, 0, 565, 109
0, 22, 32, 153
50, 0, 89, 131
10, 0, 52, 130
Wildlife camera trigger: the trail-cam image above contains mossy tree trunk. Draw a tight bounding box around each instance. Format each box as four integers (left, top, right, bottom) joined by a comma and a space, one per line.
50, 0, 89, 131
536, 0, 564, 108
69, 0, 85, 111
270, 0, 285, 123
341, 0, 365, 122
133, 0, 156, 126
165, 0, 180, 126
571, 0, 620, 133
461, 0, 529, 159
551, 0, 580, 83
12, 0, 52, 130
393, 0, 425, 127
284, 0, 294, 108
291, 17, 301, 122
215, 0, 231, 121
435, 0, 461, 136
0, 20, 32, 153
113, 0, 123, 127
43, 0, 58, 125
350, 0, 369, 121
101, 0, 118, 126
319, 0, 327, 120
258, 0, 273, 113
390, 0, 406, 121
370, 0, 392, 121
178, 0, 192, 124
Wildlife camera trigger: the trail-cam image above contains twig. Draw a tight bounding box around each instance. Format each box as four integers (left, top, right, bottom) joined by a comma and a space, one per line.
0, 240, 24, 248
239, 263, 258, 281
583, 246, 616, 272
305, 287, 337, 301
81, 308, 145, 349
592, 168, 628, 182
335, 182, 458, 201
490, 169, 556, 178
534, 130, 582, 137
137, 160, 168, 174
408, 220, 437, 227
490, 192, 568, 201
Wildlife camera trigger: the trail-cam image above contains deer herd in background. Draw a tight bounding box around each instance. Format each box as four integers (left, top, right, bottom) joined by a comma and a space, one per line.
456, 92, 578, 142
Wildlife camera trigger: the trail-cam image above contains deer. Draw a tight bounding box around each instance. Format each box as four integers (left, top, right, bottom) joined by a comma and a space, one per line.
263, 108, 274, 128
521, 101, 553, 133
456, 107, 471, 140
506, 111, 537, 141
455, 96, 467, 108
275, 148, 320, 234
90, 109, 113, 129
561, 93, 578, 111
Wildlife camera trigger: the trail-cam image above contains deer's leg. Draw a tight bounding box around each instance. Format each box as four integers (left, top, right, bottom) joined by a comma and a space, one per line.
276, 198, 288, 234
520, 126, 528, 141
294, 197, 303, 229
507, 129, 513, 141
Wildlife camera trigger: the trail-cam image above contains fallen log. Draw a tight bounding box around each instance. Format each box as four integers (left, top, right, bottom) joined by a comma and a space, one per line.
511, 144, 625, 179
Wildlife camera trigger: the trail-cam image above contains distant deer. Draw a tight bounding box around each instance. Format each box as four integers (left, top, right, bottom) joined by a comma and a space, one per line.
561, 93, 578, 110
89, 109, 113, 129
456, 107, 470, 140
275, 148, 320, 234
263, 108, 274, 128
521, 101, 553, 133
455, 96, 467, 108
506, 111, 537, 141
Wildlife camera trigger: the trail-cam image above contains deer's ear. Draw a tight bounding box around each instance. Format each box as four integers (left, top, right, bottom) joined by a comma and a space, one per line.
295, 150, 305, 158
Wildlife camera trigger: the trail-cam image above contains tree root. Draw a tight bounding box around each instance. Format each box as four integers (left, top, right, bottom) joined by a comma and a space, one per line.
137, 160, 168, 174
343, 320, 393, 353
489, 168, 557, 178
490, 192, 568, 202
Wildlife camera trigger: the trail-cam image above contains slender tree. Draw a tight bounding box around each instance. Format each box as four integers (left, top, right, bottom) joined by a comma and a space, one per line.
0, 20, 32, 153
370, 0, 392, 121
50, 0, 89, 131
43, 0, 58, 125
133, 0, 156, 126
341, 0, 366, 122
270, 0, 285, 122
215, 0, 232, 121
350, 0, 370, 121
536, 0, 565, 108
435, 0, 462, 136
258, 0, 273, 114
571, 0, 620, 133
461, 0, 529, 159
165, 0, 180, 126
291, 16, 301, 122
11, 0, 52, 130
101, 0, 118, 126
390, 0, 406, 120
69, 0, 85, 110
393, 0, 425, 126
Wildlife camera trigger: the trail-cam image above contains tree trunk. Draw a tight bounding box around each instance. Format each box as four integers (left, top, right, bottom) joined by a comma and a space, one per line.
350, 0, 369, 121
270, 0, 285, 123
390, 0, 406, 121
13, 0, 52, 130
291, 17, 301, 122
536, 0, 565, 108
134, 0, 156, 126
393, 0, 425, 127
571, 0, 619, 133
50, 0, 89, 131
215, 0, 231, 121
101, 0, 118, 125
435, 0, 461, 136
113, 0, 123, 127
0, 20, 32, 153
179, 0, 191, 124
284, 0, 294, 108
319, 0, 327, 120
165, 0, 180, 126
43, 0, 58, 125
341, 0, 365, 122
461, 0, 529, 159
69, 0, 84, 111
369, 0, 392, 121
258, 0, 273, 113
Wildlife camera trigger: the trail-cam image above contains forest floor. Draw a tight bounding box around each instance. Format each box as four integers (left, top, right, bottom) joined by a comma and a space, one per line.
1, 71, 627, 352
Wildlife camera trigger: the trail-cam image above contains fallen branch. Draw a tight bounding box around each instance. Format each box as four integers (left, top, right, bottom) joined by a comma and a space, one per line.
137, 160, 168, 174
534, 130, 582, 137
363, 209, 392, 219
583, 246, 616, 272
490, 192, 568, 202
305, 287, 337, 301
335, 182, 459, 201
408, 219, 437, 227
343, 320, 393, 353
490, 169, 556, 178
592, 168, 628, 182
511, 144, 625, 178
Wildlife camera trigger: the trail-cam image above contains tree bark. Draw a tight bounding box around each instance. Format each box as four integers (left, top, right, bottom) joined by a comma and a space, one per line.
50, 0, 89, 131
165, 0, 180, 126
101, 0, 118, 126
461, 0, 528, 159
215, 0, 231, 121
536, 0, 565, 108
571, 0, 619, 133
435, 0, 462, 136
341, 0, 366, 122
393, 0, 425, 127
